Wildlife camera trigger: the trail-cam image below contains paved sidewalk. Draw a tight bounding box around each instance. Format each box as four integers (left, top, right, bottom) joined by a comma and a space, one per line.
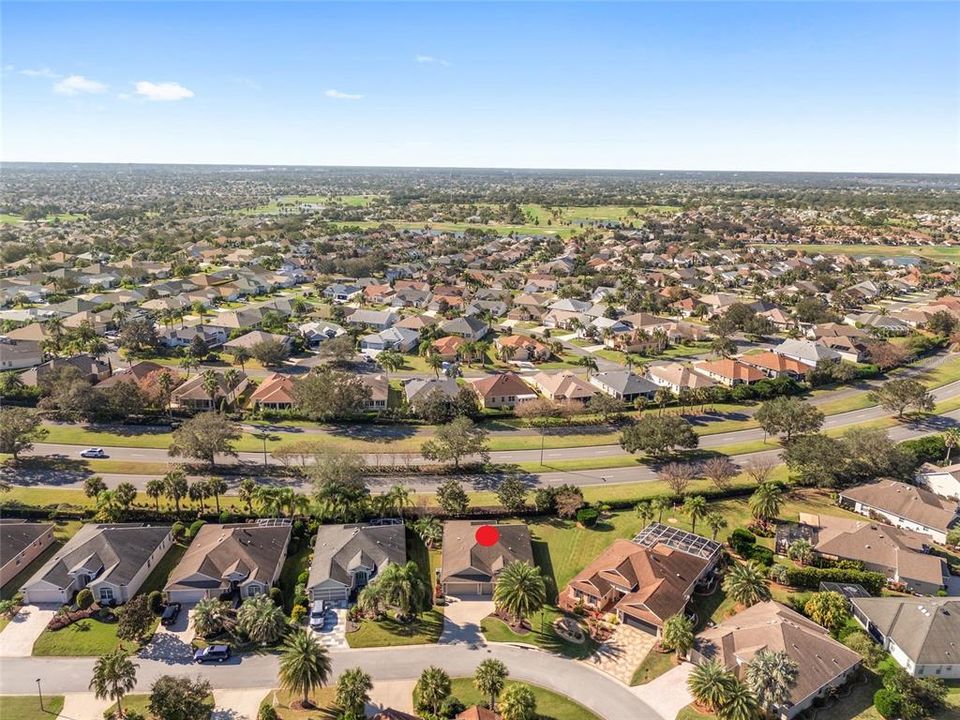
56, 693, 112, 720
0, 604, 57, 657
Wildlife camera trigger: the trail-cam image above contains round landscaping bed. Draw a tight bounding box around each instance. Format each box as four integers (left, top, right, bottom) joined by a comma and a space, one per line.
552, 616, 588, 644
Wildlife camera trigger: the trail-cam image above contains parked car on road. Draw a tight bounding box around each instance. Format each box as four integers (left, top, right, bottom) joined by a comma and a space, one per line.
160, 602, 182, 627
80, 447, 109, 458
193, 645, 231, 663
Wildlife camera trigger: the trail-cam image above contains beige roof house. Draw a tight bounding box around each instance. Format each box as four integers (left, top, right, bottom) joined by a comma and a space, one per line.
526, 371, 598, 403
306, 523, 406, 603
692, 602, 862, 719
840, 480, 958, 543
440, 521, 534, 596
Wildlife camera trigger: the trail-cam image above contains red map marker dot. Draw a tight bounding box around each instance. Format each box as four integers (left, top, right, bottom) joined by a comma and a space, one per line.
476, 524, 500, 547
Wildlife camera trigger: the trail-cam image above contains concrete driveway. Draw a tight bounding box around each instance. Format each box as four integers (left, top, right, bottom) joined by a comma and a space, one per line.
55, 693, 112, 720
367, 680, 417, 715
632, 662, 695, 719
0, 604, 57, 657
211, 688, 268, 720
138, 605, 196, 664
440, 595, 494, 644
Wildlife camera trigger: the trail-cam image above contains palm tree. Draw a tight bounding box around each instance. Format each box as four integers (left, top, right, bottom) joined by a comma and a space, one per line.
682, 495, 708, 535
377, 561, 430, 620
163, 469, 188, 513
237, 594, 287, 645
205, 477, 228, 514
722, 561, 771, 608
475, 659, 509, 711
335, 667, 372, 718
0, 371, 25, 397
944, 428, 960, 463
145, 478, 165, 511
426, 351, 443, 378
387, 483, 413, 519
231, 347, 250, 371
706, 511, 728, 541
745, 649, 798, 717
653, 496, 672, 523
356, 582, 388, 618
499, 683, 537, 720
414, 666, 451, 718
238, 478, 258, 514
655, 387, 674, 416
279, 629, 332, 709
201, 369, 220, 411
662, 613, 694, 659
635, 500, 655, 527
156, 370, 176, 421
192, 597, 228, 637
255, 486, 284, 517
493, 561, 546, 626
717, 680, 760, 720
89, 648, 138, 719
413, 515, 443, 549
749, 483, 784, 529
786, 539, 813, 567
688, 659, 736, 713
376, 350, 404, 380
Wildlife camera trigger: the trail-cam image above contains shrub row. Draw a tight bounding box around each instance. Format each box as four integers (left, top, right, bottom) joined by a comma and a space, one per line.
783, 566, 887, 595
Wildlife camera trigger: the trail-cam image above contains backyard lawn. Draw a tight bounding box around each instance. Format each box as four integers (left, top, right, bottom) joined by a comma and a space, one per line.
0, 695, 65, 720
449, 678, 602, 720
277, 541, 313, 613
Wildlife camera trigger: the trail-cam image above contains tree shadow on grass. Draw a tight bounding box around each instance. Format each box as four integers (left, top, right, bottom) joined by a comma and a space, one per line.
325, 424, 418, 443
1, 457, 94, 486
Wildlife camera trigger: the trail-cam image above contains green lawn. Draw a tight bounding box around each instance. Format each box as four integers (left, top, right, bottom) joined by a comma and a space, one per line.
32, 614, 140, 656
277, 541, 313, 614
449, 678, 602, 720
107, 693, 216, 720
676, 705, 714, 720
750, 243, 960, 262
0, 695, 65, 720
138, 541, 189, 595
345, 608, 444, 648
630, 648, 678, 686
481, 605, 595, 659
262, 688, 336, 719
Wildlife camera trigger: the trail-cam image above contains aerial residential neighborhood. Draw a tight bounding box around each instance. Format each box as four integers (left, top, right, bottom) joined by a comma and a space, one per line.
0, 1, 958, 720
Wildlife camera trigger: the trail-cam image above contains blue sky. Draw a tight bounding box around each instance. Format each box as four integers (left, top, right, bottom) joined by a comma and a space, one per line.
3, 2, 958, 172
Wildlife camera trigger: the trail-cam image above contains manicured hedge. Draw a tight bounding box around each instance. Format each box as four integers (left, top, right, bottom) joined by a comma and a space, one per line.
784, 566, 887, 595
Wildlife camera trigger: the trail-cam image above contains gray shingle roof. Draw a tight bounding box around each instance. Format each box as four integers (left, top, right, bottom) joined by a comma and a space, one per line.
851, 597, 960, 665
307, 524, 406, 590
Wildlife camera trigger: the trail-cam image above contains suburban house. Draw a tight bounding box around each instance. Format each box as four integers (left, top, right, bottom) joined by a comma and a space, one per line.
839, 480, 958, 544
161, 324, 228, 349
431, 335, 465, 361
0, 520, 54, 587
298, 320, 346, 348
20, 354, 112, 387
739, 351, 812, 380
359, 326, 420, 354
850, 596, 960, 678
691, 601, 862, 719
439, 316, 489, 340
404, 377, 460, 409
806, 514, 947, 595
558, 524, 719, 636
22, 523, 173, 605
171, 370, 249, 410
164, 521, 292, 603
0, 336, 42, 370
249, 372, 297, 410
773, 339, 841, 368
692, 358, 765, 387
223, 330, 294, 353
440, 521, 534, 596
359, 373, 389, 411
526, 370, 598, 403
346, 309, 399, 331
916, 462, 960, 501
494, 334, 551, 362
306, 522, 406, 603
589, 370, 658, 402
471, 372, 537, 409
323, 283, 362, 303
646, 362, 716, 393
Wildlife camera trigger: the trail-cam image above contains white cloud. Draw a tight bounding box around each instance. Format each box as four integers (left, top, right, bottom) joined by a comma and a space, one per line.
21, 67, 60, 78
53, 75, 107, 96
325, 89, 363, 100
415, 54, 451, 67
134, 81, 194, 101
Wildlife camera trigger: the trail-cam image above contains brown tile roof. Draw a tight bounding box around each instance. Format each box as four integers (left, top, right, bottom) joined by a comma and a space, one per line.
740, 351, 811, 377
456, 707, 500, 720
696, 601, 861, 708
471, 372, 532, 399
249, 372, 296, 405
696, 358, 765, 383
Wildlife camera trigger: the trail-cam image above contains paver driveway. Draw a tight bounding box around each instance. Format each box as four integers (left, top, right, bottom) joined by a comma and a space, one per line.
0, 604, 57, 657
583, 624, 657, 685
440, 595, 494, 644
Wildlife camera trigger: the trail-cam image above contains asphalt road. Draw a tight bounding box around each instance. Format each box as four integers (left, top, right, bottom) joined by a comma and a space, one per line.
0, 643, 660, 719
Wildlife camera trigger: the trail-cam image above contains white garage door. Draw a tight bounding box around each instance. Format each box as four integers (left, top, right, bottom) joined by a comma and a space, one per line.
310, 587, 348, 602
24, 588, 64, 605
444, 581, 493, 596
166, 589, 205, 604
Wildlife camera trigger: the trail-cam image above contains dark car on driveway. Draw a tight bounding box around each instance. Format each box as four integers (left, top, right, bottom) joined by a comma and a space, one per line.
193, 645, 231, 663
160, 602, 182, 627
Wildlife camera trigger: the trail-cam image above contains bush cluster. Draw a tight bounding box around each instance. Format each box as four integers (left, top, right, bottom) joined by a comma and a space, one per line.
783, 566, 887, 595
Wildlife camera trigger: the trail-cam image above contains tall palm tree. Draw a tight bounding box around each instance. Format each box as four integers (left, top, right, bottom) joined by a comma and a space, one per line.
201, 369, 220, 411
413, 515, 443, 549
163, 469, 188, 513
192, 597, 228, 638
206, 477, 228, 514
474, 659, 509, 712
376, 350, 404, 380
718, 680, 760, 720
188, 480, 209, 512
493, 561, 546, 626
745, 649, 798, 717
662, 613, 694, 659
635, 500, 655, 527
653, 496, 672, 523
426, 351, 443, 378
688, 659, 736, 713
279, 629, 332, 709
238, 478, 258, 514
722, 561, 771, 608
499, 684, 537, 720
255, 485, 284, 517
335, 667, 372, 718
414, 666, 451, 718
156, 370, 176, 421
89, 648, 138, 719
682, 495, 708, 535
387, 483, 413, 519
378, 561, 430, 620
706, 512, 728, 541
145, 478, 165, 511
944, 428, 960, 463
749, 483, 784, 528
237, 594, 287, 645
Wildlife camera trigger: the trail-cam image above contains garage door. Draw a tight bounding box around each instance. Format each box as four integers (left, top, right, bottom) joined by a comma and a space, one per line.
623, 615, 659, 635
311, 587, 348, 603
166, 589, 205, 604
444, 582, 493, 596
23, 588, 64, 605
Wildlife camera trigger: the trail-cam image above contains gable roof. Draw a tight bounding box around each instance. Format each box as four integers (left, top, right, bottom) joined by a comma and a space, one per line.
307, 523, 406, 590
441, 521, 534, 584
696, 601, 861, 707
0, 521, 54, 566
841, 480, 958, 533
471, 372, 534, 399
249, 372, 296, 405
850, 597, 960, 666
